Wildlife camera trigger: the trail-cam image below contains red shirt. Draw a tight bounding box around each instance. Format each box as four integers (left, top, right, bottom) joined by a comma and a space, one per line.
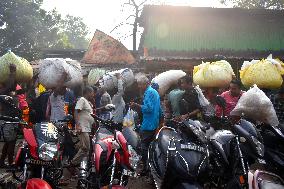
216, 91, 244, 117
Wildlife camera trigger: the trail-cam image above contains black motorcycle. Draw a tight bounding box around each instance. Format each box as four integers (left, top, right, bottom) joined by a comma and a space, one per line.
258, 123, 284, 178
148, 119, 209, 189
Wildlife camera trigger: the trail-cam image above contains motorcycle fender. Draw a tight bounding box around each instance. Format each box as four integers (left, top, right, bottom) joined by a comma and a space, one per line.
15, 147, 22, 165
95, 143, 104, 172
23, 128, 38, 159
117, 132, 131, 168
26, 178, 52, 189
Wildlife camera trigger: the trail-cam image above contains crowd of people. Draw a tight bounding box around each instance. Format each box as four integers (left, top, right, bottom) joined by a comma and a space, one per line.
0, 64, 284, 181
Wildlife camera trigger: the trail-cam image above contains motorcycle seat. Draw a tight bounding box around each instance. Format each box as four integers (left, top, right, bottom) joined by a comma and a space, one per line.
96, 127, 113, 142
259, 180, 284, 189
158, 129, 179, 154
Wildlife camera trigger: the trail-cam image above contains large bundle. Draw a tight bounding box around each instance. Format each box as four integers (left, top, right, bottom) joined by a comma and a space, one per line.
99, 68, 134, 91
88, 68, 106, 86
193, 60, 235, 88
231, 85, 279, 126
38, 58, 83, 88
240, 55, 284, 89
152, 70, 186, 96
0, 51, 33, 83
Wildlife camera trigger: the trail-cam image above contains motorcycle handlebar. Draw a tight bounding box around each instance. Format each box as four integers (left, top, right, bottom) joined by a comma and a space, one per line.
0, 115, 21, 122
91, 114, 117, 134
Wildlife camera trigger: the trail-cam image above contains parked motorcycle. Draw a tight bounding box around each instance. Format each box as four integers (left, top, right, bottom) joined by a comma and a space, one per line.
77, 111, 141, 189
148, 120, 209, 189
210, 95, 284, 188
10, 115, 72, 189
0, 115, 62, 189
258, 123, 284, 178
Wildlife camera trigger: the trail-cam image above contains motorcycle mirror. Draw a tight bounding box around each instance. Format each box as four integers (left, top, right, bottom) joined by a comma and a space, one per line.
216, 96, 226, 108
105, 104, 116, 111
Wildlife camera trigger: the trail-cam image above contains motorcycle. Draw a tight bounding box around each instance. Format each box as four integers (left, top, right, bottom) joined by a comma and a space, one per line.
258, 123, 284, 179
0, 115, 60, 189
10, 115, 72, 189
77, 107, 141, 189
210, 96, 284, 188
148, 119, 209, 189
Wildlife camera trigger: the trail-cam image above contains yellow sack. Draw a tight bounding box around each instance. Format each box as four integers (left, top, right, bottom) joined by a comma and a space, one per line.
0, 51, 33, 83
240, 55, 284, 89
193, 60, 235, 88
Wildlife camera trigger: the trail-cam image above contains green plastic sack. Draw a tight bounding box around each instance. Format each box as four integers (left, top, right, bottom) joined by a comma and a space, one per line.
0, 51, 33, 83
88, 68, 106, 86
193, 60, 235, 88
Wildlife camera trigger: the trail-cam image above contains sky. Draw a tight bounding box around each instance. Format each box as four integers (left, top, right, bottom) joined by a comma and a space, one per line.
42, 0, 228, 49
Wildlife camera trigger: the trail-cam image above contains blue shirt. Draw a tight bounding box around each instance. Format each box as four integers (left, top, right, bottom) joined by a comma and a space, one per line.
141, 86, 161, 131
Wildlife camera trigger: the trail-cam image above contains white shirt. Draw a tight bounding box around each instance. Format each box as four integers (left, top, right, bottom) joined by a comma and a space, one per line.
75, 97, 94, 133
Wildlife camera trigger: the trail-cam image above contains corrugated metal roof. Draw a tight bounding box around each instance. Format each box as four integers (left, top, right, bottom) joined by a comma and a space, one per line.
138, 5, 284, 59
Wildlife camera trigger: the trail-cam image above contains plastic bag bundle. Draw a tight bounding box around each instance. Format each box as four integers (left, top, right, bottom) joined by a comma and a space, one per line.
0, 50, 33, 83
123, 108, 135, 127
88, 68, 106, 86
193, 60, 235, 88
194, 85, 210, 107
231, 85, 279, 126
240, 55, 284, 89
99, 68, 134, 91
38, 58, 83, 89
151, 70, 186, 96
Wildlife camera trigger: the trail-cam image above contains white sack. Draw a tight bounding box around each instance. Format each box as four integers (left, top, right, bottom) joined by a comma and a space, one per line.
231, 85, 279, 126
99, 68, 134, 91
151, 70, 186, 96
39, 58, 83, 88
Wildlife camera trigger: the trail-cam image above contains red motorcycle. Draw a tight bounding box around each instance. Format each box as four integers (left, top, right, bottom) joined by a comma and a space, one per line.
10, 115, 72, 189
77, 113, 141, 189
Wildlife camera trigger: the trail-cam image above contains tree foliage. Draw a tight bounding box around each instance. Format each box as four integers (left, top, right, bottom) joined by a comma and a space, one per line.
0, 0, 89, 60
60, 15, 90, 49
220, 0, 284, 9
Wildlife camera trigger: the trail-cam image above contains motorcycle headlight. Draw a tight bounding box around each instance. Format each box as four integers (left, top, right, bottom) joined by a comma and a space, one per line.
38, 143, 58, 161
251, 136, 264, 157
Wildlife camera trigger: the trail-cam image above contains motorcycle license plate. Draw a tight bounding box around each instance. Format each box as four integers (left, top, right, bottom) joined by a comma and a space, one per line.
123, 169, 137, 178
29, 159, 53, 166
180, 143, 206, 153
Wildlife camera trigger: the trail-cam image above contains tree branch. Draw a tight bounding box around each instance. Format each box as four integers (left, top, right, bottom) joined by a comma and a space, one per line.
138, 0, 149, 7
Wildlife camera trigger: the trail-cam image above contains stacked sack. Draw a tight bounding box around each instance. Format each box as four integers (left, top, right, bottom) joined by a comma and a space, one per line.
0, 50, 33, 83
240, 55, 284, 89
193, 60, 235, 88
38, 58, 83, 89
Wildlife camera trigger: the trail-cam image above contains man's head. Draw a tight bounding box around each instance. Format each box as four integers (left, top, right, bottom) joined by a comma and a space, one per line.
180, 76, 193, 90
54, 86, 66, 96
83, 86, 94, 101
279, 87, 284, 99
136, 75, 149, 92
229, 80, 242, 97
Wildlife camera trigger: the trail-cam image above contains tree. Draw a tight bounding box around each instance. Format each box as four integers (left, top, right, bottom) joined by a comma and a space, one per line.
111, 0, 151, 52
0, 0, 89, 60
60, 15, 90, 49
220, 0, 284, 9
